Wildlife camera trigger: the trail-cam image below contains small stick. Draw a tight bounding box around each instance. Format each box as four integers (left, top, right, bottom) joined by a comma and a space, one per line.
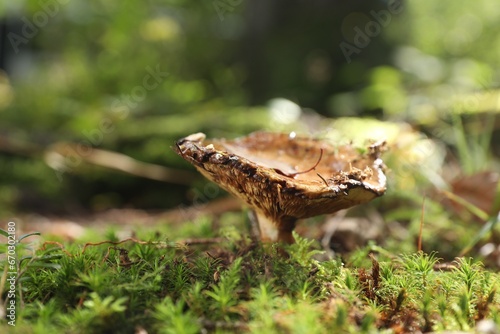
40, 241, 73, 256
276, 148, 324, 177
175, 142, 185, 157
418, 196, 426, 252
316, 173, 329, 187
291, 148, 323, 176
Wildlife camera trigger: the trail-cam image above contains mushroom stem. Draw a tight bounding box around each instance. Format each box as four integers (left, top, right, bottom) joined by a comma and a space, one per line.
255, 211, 297, 244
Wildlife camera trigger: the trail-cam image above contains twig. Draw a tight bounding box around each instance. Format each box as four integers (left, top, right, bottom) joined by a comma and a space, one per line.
418, 196, 426, 252
316, 172, 329, 187
40, 241, 73, 257
275, 148, 324, 177
46, 142, 198, 185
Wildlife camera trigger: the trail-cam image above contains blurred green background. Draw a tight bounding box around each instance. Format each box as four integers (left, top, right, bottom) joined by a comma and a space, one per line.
0, 0, 499, 217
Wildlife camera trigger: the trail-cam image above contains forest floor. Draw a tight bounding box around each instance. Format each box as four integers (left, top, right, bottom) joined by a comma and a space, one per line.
1, 197, 500, 333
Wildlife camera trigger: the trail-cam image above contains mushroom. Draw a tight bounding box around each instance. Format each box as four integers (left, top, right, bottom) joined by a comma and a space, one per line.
173, 131, 387, 243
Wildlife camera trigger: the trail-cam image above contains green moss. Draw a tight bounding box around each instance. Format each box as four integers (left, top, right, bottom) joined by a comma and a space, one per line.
1, 228, 499, 333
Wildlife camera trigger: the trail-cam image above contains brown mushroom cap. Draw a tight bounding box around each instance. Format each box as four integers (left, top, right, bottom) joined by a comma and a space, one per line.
173, 131, 387, 242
